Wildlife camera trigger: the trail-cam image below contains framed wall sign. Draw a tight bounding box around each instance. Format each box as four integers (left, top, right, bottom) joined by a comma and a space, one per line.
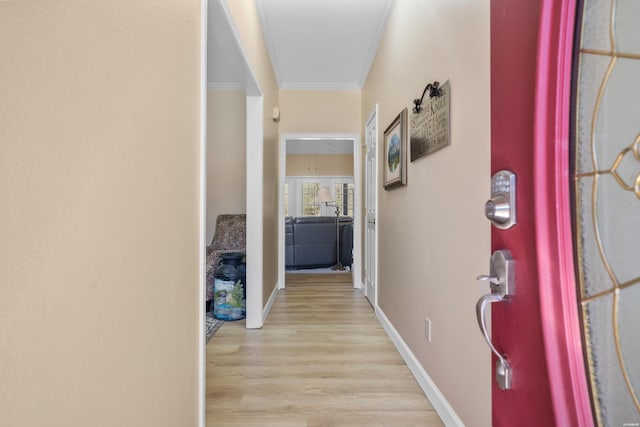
410, 80, 450, 161
383, 108, 408, 189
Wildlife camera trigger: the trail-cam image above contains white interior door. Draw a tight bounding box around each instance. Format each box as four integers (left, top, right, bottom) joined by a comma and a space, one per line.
364, 107, 377, 306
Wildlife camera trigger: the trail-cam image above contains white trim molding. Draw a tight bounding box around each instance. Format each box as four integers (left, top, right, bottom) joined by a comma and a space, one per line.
198, 0, 208, 425
277, 133, 286, 290
245, 95, 264, 329
376, 307, 465, 427
356, 0, 393, 87
263, 283, 279, 325
280, 82, 362, 91
254, 0, 283, 87
352, 133, 362, 289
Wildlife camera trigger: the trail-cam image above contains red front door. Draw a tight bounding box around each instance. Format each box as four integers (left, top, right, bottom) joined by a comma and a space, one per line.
491, 0, 640, 424
490, 1, 556, 424
489, 0, 593, 425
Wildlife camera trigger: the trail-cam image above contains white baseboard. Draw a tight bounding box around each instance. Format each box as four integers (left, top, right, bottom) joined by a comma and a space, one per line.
262, 282, 279, 325
376, 307, 464, 427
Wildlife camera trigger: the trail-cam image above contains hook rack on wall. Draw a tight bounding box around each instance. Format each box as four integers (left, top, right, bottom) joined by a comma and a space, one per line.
412, 81, 444, 114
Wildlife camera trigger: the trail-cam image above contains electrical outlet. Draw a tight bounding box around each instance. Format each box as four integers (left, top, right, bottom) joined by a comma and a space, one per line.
425, 317, 432, 342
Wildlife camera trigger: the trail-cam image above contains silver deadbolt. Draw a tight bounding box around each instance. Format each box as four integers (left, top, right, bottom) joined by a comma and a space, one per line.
485, 170, 516, 229
476, 249, 515, 390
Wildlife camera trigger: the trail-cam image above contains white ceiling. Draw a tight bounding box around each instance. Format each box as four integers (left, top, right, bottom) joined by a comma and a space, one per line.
208, 0, 393, 90
286, 139, 354, 155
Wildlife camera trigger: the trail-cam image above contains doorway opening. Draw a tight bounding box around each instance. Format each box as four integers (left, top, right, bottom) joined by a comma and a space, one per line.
278, 134, 362, 290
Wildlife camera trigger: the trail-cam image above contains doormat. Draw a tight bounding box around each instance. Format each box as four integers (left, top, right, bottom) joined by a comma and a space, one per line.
206, 313, 224, 343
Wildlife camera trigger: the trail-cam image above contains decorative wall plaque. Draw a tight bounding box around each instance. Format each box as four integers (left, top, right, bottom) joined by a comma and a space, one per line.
410, 80, 450, 162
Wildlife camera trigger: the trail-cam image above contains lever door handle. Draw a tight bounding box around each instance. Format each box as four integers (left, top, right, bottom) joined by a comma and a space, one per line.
476, 275, 498, 283
476, 292, 512, 390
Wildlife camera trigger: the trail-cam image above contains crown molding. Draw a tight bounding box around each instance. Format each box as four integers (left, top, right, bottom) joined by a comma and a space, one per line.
254, 0, 284, 87
280, 82, 362, 91
358, 0, 394, 87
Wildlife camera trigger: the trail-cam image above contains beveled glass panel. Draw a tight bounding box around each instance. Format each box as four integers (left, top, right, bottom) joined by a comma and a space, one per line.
593, 58, 640, 170
613, 143, 640, 191
614, 0, 640, 55
575, 53, 612, 174
573, 1, 640, 424
575, 176, 611, 297
596, 173, 640, 284
581, 0, 613, 51
619, 285, 640, 403
584, 295, 639, 426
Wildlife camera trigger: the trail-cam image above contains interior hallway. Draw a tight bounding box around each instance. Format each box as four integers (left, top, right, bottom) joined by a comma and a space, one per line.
206, 273, 444, 426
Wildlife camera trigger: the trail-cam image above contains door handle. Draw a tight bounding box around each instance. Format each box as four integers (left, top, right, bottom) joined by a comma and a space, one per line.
475, 250, 515, 390
476, 290, 512, 390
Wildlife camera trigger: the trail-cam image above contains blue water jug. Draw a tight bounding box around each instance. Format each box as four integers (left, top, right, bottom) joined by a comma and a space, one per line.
213, 252, 246, 320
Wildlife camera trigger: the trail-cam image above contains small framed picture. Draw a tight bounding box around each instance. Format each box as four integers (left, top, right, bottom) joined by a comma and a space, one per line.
383, 108, 408, 189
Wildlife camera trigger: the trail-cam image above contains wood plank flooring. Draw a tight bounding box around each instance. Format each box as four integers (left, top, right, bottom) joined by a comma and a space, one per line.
206, 273, 444, 427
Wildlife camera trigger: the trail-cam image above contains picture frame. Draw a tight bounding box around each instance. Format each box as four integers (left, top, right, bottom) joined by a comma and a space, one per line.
383, 108, 408, 189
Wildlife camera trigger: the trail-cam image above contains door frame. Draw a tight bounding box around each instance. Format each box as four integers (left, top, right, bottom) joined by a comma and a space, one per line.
533, 0, 592, 424
204, 7, 265, 426
198, 1, 207, 425
207, 0, 263, 331
364, 105, 379, 307
278, 133, 362, 290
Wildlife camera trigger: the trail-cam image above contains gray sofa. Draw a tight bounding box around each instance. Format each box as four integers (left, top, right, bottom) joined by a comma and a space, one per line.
285, 216, 353, 269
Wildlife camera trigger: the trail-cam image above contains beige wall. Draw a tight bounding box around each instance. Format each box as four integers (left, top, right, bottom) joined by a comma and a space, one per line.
0, 1, 201, 426
362, 1, 491, 426
226, 0, 280, 306
286, 154, 354, 176
279, 90, 361, 134
207, 89, 246, 243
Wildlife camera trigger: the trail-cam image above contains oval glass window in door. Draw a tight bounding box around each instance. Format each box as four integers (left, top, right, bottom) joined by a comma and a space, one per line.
572, 1, 640, 425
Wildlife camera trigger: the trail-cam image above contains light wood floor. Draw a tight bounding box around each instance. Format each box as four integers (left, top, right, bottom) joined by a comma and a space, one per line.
206, 273, 444, 427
